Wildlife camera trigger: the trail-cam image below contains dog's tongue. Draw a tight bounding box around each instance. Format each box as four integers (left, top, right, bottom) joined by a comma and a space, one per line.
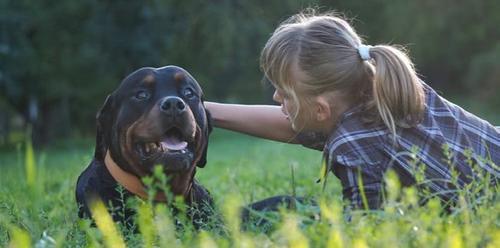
161, 136, 188, 151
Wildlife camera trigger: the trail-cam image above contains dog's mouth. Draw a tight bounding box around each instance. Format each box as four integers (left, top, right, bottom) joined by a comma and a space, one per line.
135, 127, 192, 159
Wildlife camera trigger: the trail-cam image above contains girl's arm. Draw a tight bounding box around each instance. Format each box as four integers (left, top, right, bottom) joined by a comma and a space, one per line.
204, 102, 298, 143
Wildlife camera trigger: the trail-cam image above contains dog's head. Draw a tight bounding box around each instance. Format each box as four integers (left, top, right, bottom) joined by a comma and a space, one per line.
94, 66, 211, 178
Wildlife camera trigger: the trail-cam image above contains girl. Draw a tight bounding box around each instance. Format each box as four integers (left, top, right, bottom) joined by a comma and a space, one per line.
205, 11, 499, 210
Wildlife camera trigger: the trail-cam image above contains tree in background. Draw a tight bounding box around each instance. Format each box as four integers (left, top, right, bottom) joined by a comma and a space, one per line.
0, 0, 498, 145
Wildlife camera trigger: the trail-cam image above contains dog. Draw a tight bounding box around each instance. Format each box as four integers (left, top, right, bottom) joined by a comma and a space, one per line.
76, 65, 213, 227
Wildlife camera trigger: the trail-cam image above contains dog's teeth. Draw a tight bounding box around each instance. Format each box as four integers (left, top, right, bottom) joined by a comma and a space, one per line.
144, 144, 150, 153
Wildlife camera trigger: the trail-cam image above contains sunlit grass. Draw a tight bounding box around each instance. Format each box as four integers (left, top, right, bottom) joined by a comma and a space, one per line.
88, 199, 126, 248
0, 129, 498, 247
24, 133, 36, 191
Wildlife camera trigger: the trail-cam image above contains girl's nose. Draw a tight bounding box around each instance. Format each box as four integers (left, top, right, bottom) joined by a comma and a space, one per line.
273, 90, 282, 103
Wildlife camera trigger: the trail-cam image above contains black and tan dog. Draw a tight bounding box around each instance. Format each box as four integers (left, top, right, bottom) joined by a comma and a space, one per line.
76, 66, 213, 226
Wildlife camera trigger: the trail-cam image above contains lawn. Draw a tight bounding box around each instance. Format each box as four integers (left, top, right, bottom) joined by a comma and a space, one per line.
0, 129, 498, 247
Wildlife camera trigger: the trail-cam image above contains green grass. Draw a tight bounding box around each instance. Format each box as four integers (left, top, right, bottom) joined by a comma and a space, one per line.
0, 129, 499, 247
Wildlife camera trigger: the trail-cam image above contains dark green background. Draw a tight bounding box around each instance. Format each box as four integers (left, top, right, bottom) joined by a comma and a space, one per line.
1, 0, 499, 145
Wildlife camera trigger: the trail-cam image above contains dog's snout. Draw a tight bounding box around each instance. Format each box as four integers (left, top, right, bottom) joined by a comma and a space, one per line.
160, 97, 186, 115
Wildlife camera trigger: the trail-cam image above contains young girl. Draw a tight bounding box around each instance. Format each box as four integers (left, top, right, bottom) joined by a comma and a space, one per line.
205, 11, 499, 210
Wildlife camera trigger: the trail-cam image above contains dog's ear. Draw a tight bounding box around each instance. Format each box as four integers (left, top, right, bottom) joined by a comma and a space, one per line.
94, 94, 114, 161
196, 108, 212, 168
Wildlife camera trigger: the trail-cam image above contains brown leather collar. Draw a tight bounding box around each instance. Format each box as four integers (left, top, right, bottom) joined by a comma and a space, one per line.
104, 150, 172, 202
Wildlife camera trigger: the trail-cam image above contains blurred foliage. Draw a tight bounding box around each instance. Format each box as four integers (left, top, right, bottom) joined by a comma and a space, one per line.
0, 129, 498, 247
0, 0, 498, 144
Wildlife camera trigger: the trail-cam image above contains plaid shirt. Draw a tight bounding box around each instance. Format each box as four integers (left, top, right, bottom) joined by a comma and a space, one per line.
297, 83, 499, 209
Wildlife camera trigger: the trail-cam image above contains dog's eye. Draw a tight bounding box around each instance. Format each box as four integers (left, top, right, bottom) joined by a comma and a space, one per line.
183, 88, 195, 98
134, 90, 150, 100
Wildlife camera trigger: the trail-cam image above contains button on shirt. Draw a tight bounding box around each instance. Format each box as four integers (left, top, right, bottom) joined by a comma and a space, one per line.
297, 83, 499, 209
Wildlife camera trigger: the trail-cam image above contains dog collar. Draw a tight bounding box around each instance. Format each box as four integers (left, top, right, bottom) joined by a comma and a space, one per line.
104, 150, 170, 202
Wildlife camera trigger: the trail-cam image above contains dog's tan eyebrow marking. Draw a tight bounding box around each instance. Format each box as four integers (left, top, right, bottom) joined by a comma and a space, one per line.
174, 71, 185, 83
142, 74, 155, 86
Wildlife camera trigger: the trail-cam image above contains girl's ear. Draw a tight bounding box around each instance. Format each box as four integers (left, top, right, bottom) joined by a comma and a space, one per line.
314, 96, 332, 122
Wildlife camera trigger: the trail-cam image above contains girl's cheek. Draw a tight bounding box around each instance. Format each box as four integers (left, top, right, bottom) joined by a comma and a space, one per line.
282, 101, 291, 115
284, 100, 294, 115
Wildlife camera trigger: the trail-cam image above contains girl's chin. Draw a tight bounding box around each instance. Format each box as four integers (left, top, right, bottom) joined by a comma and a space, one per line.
292, 121, 327, 134
291, 122, 307, 132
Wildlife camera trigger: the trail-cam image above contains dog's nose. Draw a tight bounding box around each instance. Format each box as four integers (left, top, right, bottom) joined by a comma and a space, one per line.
160, 97, 186, 115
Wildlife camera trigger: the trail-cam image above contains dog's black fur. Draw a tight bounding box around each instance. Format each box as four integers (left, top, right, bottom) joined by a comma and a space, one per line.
76, 66, 213, 226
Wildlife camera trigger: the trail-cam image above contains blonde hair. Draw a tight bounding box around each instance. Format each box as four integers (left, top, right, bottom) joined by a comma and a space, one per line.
260, 10, 425, 137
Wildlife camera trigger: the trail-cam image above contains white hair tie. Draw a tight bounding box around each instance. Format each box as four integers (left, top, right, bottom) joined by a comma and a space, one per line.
358, 44, 372, 61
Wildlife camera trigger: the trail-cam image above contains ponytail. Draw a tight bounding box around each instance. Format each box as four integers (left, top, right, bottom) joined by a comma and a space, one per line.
369, 45, 425, 138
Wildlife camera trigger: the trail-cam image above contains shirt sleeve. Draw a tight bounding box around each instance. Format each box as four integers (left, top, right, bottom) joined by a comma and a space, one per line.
294, 131, 327, 151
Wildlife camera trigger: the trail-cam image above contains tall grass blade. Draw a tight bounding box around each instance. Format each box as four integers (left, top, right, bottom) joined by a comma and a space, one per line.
9, 226, 31, 248
356, 169, 369, 211
154, 204, 179, 248
222, 195, 255, 247
78, 220, 99, 248
89, 198, 126, 248
446, 226, 463, 248
317, 154, 328, 187
277, 214, 309, 248
137, 202, 156, 248
24, 130, 36, 190
198, 231, 218, 248
326, 229, 344, 248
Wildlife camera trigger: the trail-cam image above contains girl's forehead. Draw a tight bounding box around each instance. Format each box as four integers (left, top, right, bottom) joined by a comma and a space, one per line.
275, 87, 287, 94
270, 63, 308, 89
